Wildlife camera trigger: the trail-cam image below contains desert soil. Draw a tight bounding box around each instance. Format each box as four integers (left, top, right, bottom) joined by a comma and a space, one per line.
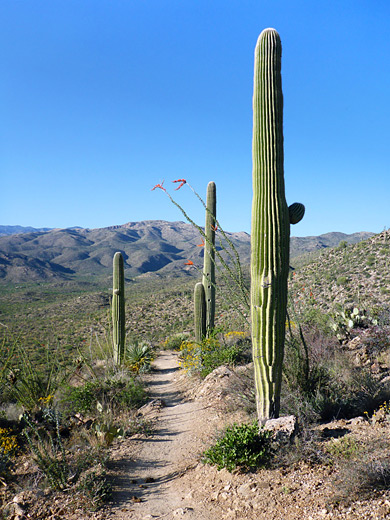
101, 352, 390, 520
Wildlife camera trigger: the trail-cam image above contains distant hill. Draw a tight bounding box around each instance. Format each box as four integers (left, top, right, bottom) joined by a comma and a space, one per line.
0, 221, 375, 283
0, 225, 53, 237
289, 231, 374, 258
291, 230, 390, 313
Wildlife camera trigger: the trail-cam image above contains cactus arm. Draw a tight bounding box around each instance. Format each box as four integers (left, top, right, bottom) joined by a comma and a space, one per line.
112, 252, 125, 364
194, 282, 206, 343
202, 181, 217, 335
251, 28, 291, 422
288, 202, 305, 225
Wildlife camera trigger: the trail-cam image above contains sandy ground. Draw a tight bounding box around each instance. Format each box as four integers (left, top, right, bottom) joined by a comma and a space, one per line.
106, 351, 218, 520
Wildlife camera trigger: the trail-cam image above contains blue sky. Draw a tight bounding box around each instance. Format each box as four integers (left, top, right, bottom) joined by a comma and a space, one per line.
1, 1, 389, 237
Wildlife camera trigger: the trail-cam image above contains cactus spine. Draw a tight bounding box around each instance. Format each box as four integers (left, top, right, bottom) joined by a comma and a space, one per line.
112, 252, 125, 364
251, 28, 304, 422
194, 282, 206, 343
202, 181, 216, 335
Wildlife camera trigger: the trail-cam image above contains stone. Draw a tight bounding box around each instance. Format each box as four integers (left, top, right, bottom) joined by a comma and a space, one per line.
237, 482, 257, 497
347, 416, 365, 426
263, 415, 298, 442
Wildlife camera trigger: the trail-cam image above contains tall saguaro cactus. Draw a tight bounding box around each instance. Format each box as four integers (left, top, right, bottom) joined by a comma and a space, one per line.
112, 252, 125, 365
251, 28, 304, 422
194, 282, 207, 343
202, 181, 216, 335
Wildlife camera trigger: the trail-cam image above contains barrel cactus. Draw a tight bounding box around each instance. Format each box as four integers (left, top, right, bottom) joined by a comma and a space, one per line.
251, 28, 304, 422
202, 181, 217, 335
112, 252, 125, 364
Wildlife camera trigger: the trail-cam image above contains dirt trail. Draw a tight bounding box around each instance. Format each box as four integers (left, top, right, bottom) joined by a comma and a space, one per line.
107, 351, 215, 520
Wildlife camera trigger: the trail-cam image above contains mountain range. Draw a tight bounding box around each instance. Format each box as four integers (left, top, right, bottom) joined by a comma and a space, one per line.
0, 222, 374, 283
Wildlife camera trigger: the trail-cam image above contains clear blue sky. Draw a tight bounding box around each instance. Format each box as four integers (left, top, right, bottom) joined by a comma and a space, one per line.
1, 1, 389, 237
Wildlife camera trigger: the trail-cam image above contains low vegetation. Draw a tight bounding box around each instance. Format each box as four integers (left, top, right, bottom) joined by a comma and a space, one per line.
0, 230, 390, 515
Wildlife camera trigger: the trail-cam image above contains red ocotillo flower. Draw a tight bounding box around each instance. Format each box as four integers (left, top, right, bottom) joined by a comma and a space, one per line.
151, 180, 166, 191
173, 179, 186, 190
184, 260, 194, 266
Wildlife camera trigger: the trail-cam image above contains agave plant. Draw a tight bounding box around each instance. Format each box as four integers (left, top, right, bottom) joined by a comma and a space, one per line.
125, 342, 154, 374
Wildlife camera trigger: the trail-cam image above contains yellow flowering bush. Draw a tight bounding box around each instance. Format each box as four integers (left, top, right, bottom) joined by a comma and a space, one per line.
224, 331, 247, 339
0, 428, 19, 456
179, 341, 208, 373
179, 335, 245, 378
366, 401, 390, 425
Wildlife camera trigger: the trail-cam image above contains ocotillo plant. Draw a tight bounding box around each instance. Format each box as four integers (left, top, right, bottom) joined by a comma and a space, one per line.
202, 181, 216, 335
194, 282, 206, 343
112, 252, 125, 365
152, 179, 250, 323
251, 28, 304, 422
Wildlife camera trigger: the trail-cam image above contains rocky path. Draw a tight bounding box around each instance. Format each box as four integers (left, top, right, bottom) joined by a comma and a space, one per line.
100, 351, 390, 520
106, 351, 214, 520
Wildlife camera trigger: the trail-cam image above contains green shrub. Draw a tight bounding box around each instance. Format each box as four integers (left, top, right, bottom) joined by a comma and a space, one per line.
0, 447, 14, 484
63, 377, 146, 415
202, 421, 274, 472
6, 340, 73, 411
282, 319, 388, 423
77, 468, 112, 510
326, 436, 360, 460
337, 240, 348, 251
23, 414, 69, 490
162, 333, 190, 350
179, 335, 247, 378
336, 276, 348, 286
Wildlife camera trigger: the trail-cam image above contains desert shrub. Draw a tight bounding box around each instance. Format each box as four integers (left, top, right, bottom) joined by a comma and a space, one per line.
0, 447, 14, 484
76, 467, 112, 510
202, 421, 274, 472
337, 240, 348, 250
332, 456, 390, 505
6, 341, 73, 411
63, 376, 146, 416
325, 435, 360, 460
299, 307, 334, 336
200, 342, 245, 378
179, 334, 247, 378
0, 336, 15, 404
336, 276, 348, 286
282, 318, 388, 422
275, 427, 330, 468
23, 414, 70, 490
162, 333, 190, 350
361, 325, 390, 357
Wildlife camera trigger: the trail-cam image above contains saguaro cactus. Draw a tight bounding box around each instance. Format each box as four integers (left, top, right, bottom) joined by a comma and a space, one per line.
202, 181, 216, 335
112, 252, 125, 364
251, 28, 304, 422
194, 282, 206, 343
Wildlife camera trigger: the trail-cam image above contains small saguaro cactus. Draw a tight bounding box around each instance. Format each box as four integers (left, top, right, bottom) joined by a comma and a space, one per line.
202, 181, 216, 335
251, 28, 304, 423
194, 282, 207, 343
112, 252, 125, 365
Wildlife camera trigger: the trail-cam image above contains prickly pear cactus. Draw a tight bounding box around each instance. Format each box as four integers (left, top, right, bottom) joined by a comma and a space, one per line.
251, 28, 304, 422
202, 181, 216, 335
112, 252, 125, 364
194, 282, 206, 343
